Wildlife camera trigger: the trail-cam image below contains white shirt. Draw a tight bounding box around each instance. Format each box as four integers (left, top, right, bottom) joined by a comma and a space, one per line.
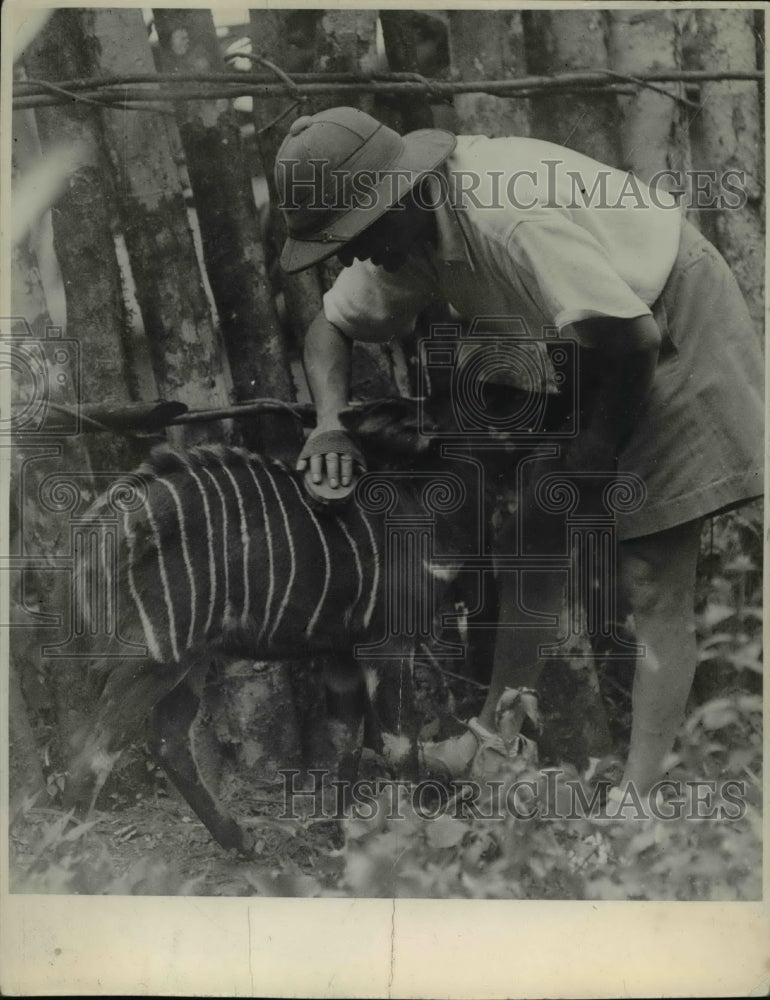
323, 134, 683, 350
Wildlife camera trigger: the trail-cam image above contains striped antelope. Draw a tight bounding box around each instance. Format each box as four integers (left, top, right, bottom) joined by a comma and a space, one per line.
64, 398, 482, 855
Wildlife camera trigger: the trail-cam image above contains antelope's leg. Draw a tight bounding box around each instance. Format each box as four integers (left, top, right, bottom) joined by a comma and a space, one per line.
322, 658, 366, 795
64, 658, 191, 817
148, 675, 255, 855
359, 655, 421, 780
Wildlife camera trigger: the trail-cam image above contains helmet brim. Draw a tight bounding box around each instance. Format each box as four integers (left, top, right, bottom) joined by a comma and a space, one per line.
279, 128, 457, 274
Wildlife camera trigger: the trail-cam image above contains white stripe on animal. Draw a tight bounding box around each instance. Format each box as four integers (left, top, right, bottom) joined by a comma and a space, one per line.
360, 509, 380, 630
336, 516, 363, 625
243, 460, 274, 644
158, 477, 197, 648
143, 491, 179, 662
286, 476, 330, 638
200, 465, 231, 626
218, 460, 250, 628
187, 467, 217, 637
260, 463, 295, 644
123, 509, 162, 662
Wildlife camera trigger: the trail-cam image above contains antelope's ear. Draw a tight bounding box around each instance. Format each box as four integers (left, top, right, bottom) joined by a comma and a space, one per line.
340, 398, 438, 455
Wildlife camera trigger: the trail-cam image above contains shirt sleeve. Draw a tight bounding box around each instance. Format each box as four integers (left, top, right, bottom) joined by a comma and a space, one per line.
323, 253, 439, 343
504, 216, 653, 337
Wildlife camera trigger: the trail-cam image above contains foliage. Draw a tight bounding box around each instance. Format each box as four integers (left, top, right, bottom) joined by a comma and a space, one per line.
330, 682, 762, 901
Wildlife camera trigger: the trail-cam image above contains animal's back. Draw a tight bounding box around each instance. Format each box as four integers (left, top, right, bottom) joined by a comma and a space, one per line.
79, 444, 382, 668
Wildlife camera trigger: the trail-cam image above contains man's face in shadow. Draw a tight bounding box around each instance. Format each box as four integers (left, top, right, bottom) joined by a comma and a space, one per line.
337, 186, 433, 273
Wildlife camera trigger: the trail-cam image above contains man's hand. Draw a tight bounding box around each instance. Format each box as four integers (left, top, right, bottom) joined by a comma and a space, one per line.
296, 423, 357, 490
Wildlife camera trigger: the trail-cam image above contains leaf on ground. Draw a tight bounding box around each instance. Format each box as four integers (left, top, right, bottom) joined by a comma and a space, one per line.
426, 815, 469, 849
699, 604, 735, 629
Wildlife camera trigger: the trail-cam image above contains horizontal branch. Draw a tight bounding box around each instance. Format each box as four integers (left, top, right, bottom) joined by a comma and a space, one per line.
39, 396, 414, 434
13, 68, 763, 111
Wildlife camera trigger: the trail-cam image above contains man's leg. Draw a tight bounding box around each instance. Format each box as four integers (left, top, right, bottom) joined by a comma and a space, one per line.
618, 518, 703, 795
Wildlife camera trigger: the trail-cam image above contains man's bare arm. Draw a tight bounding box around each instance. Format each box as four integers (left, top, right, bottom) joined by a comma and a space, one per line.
298, 308, 355, 488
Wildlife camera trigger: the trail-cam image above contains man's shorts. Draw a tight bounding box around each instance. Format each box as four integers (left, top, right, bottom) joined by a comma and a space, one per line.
615, 218, 764, 540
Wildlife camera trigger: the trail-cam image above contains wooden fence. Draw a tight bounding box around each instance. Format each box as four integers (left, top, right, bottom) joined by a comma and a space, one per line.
9, 7, 765, 804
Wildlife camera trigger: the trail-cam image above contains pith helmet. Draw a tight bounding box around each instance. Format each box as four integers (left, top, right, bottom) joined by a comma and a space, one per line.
275, 106, 456, 273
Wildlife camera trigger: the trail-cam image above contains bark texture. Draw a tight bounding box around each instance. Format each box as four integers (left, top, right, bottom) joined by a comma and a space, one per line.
249, 9, 325, 347
23, 11, 146, 471
10, 220, 96, 772
153, 8, 299, 459
690, 10, 764, 336
523, 10, 622, 165
84, 8, 233, 444
608, 10, 693, 203
449, 11, 530, 137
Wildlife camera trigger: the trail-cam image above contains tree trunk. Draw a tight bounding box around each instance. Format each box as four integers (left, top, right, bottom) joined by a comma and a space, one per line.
9, 660, 46, 814
312, 10, 413, 398
9, 210, 96, 771
379, 11, 434, 131
249, 10, 325, 349
153, 8, 300, 460
689, 10, 764, 337
608, 10, 693, 210
448, 11, 530, 137
313, 9, 379, 116
22, 12, 147, 472
83, 7, 233, 445
523, 10, 622, 166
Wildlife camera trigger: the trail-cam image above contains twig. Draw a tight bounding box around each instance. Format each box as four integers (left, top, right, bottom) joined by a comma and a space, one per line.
600, 68, 700, 109
22, 77, 177, 115
227, 52, 303, 99
418, 642, 489, 690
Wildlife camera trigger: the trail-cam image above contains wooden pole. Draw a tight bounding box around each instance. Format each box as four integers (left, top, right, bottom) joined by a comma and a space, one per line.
22, 11, 147, 472
152, 8, 300, 459
249, 10, 325, 346
314, 9, 379, 116
312, 10, 414, 399
608, 11, 694, 214
9, 213, 96, 774
448, 11, 530, 137
690, 9, 764, 337
523, 10, 623, 166
379, 11, 434, 131
82, 7, 233, 446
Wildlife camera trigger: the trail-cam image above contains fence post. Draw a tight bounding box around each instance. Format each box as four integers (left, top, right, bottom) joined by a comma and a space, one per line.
523, 10, 622, 166
379, 11, 434, 131
690, 10, 764, 336
608, 11, 694, 217
22, 12, 148, 472
448, 11, 531, 137
9, 220, 96, 773
152, 8, 300, 459
83, 7, 233, 446
249, 10, 325, 348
